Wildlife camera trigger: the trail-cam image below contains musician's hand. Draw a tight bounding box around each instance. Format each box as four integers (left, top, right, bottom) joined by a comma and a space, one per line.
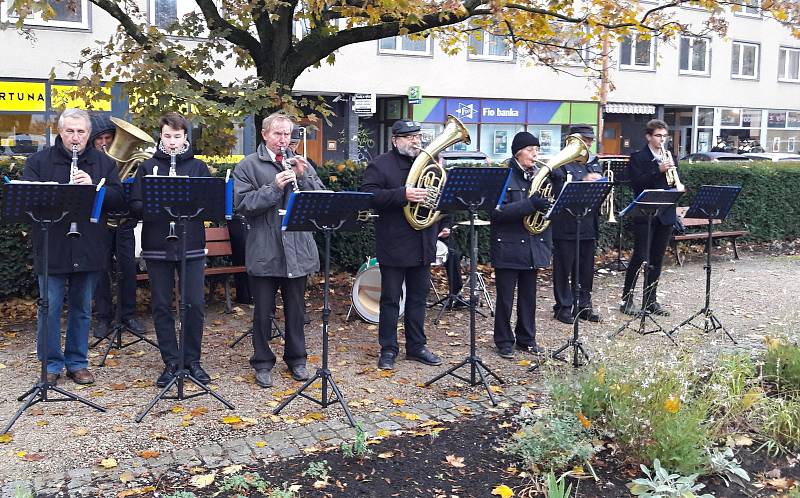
529, 194, 551, 213
287, 156, 308, 176
275, 170, 297, 189
586, 172, 603, 181
438, 228, 450, 238
658, 161, 672, 173
405, 187, 428, 203
73, 171, 93, 185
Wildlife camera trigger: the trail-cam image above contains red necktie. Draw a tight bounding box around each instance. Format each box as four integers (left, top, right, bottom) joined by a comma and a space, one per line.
275, 154, 283, 165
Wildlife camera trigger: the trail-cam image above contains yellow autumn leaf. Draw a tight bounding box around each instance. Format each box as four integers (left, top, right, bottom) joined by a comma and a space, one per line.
576, 412, 592, 429
222, 415, 242, 424
74, 427, 88, 436
99, 458, 118, 468
377, 451, 394, 459
390, 398, 406, 406
138, 450, 160, 459
119, 471, 135, 483
516, 359, 531, 367
190, 472, 216, 488
117, 486, 156, 497
390, 411, 421, 421
221, 464, 243, 475
663, 396, 681, 414
255, 441, 266, 448
16, 451, 26, 459
171, 405, 185, 414
0, 433, 12, 443
492, 484, 514, 498
376, 429, 391, 437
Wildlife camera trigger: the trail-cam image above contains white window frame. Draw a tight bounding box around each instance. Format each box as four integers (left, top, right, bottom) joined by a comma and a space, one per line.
549, 23, 590, 67
679, 36, 711, 76
378, 35, 433, 57
618, 34, 656, 71
778, 47, 800, 83
731, 41, 760, 80
1, 0, 90, 29
734, 0, 761, 17
467, 30, 513, 62
148, 0, 221, 36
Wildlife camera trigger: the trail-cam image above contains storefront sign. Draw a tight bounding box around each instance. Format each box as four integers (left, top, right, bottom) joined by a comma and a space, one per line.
446, 99, 480, 123
51, 85, 112, 111
352, 93, 376, 116
480, 100, 525, 123
0, 81, 46, 112
408, 86, 422, 105
767, 111, 787, 128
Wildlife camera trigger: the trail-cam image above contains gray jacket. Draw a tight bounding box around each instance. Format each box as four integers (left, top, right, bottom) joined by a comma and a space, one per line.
233, 143, 326, 278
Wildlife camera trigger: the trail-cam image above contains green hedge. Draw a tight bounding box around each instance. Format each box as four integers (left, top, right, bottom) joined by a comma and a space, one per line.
0, 157, 36, 299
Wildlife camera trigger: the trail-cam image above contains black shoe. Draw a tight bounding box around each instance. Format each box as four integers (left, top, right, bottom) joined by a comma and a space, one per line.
646, 302, 670, 316
497, 346, 514, 359
576, 308, 602, 323
122, 317, 145, 334
555, 308, 574, 324
516, 343, 544, 354
377, 351, 397, 370
290, 364, 310, 381
255, 368, 273, 388
92, 321, 111, 339
406, 348, 442, 366
156, 364, 177, 388
46, 372, 60, 386
189, 362, 211, 384
620, 296, 638, 316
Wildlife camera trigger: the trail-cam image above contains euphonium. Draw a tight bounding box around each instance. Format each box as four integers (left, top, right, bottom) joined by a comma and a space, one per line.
105, 117, 155, 181
600, 164, 617, 224
661, 144, 684, 191
67, 144, 81, 238
523, 134, 590, 234
403, 114, 470, 230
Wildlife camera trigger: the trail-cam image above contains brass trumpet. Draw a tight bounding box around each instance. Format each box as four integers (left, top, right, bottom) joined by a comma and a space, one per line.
660, 144, 684, 191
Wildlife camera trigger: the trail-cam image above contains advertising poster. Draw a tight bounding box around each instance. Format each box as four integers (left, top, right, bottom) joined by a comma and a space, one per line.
494, 130, 508, 155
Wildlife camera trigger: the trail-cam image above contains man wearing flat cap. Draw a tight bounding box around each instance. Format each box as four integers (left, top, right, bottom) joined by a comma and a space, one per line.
360, 119, 444, 370
490, 131, 552, 359
549, 124, 604, 325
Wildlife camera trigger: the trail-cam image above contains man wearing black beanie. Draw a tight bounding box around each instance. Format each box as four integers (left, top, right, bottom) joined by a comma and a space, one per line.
490, 131, 552, 359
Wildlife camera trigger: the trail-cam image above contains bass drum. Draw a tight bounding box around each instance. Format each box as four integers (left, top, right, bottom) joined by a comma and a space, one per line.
351, 258, 405, 324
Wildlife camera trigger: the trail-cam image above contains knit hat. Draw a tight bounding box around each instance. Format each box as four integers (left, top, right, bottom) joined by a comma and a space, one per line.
511, 131, 540, 156
88, 113, 115, 143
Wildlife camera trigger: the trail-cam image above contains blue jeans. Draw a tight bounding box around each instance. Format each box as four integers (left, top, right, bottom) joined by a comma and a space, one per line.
37, 272, 100, 375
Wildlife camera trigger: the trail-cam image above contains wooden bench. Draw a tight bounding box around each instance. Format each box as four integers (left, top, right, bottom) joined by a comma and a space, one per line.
670, 206, 749, 266
136, 226, 247, 313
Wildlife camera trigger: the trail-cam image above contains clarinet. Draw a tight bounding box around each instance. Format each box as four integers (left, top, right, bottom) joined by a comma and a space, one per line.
166, 151, 178, 240
67, 145, 81, 238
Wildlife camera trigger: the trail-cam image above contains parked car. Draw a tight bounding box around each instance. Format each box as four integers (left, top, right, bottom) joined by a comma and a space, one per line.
1, 134, 46, 155
742, 152, 800, 162
681, 152, 754, 163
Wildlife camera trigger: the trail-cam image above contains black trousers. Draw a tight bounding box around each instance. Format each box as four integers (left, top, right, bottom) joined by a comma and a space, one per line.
552, 238, 596, 312
250, 275, 307, 371
95, 224, 138, 323
227, 215, 252, 304
445, 245, 464, 296
623, 221, 673, 305
378, 265, 430, 356
147, 257, 205, 366
494, 268, 538, 348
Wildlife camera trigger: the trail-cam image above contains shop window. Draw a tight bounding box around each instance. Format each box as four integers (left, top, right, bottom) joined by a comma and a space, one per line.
778, 47, 800, 82
697, 107, 714, 127
2, 0, 89, 29
468, 30, 513, 61
679, 37, 711, 76
526, 125, 564, 158
479, 124, 524, 162
619, 35, 655, 71
0, 114, 48, 155
731, 42, 759, 79
379, 35, 433, 56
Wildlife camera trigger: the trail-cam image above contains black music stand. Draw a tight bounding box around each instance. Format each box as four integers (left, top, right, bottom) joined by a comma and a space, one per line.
611, 189, 684, 342
1, 182, 106, 434
136, 176, 234, 422
668, 185, 741, 344
597, 158, 630, 272
537, 180, 612, 369
273, 191, 373, 427
91, 180, 158, 365
424, 167, 510, 406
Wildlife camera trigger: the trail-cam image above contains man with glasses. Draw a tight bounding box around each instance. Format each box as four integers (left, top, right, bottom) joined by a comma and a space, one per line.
361, 120, 443, 370
620, 119, 679, 316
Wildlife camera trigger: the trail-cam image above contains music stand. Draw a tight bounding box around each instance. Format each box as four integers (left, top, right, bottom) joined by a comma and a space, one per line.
537, 180, 612, 369
597, 158, 630, 272
91, 180, 158, 365
273, 191, 373, 427
611, 189, 684, 342
424, 167, 510, 406
1, 181, 106, 434
136, 176, 234, 422
668, 185, 741, 344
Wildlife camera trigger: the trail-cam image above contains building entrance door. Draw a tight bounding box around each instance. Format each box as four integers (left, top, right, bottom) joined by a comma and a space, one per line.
679, 126, 692, 158
602, 121, 622, 154
297, 121, 323, 165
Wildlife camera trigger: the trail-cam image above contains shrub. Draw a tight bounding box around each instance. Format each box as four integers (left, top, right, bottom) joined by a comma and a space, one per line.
762, 338, 800, 396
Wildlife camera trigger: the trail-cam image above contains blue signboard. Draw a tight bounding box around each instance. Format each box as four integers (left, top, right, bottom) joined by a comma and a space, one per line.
480, 100, 526, 123
446, 98, 481, 123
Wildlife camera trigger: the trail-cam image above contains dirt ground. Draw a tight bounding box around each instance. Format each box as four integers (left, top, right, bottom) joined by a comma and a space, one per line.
0, 243, 798, 483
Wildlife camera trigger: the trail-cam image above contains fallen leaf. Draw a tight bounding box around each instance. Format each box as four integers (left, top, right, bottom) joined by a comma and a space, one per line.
255, 441, 266, 448
117, 486, 156, 497
109, 383, 127, 391
492, 484, 514, 498
22, 453, 45, 462
732, 434, 753, 447
222, 415, 242, 424
0, 433, 12, 443
119, 471, 135, 483
390, 398, 406, 406
190, 472, 216, 488
100, 458, 118, 469
377, 451, 395, 459
445, 454, 465, 468
221, 464, 243, 475
390, 411, 421, 421
74, 427, 89, 436
138, 450, 160, 459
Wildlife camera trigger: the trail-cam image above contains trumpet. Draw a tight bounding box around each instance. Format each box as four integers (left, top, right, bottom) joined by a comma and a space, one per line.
67, 144, 81, 238
600, 164, 617, 224
660, 144, 684, 191
166, 151, 178, 241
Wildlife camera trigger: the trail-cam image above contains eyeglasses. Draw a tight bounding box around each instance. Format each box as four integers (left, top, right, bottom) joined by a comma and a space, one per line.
652, 134, 669, 138
396, 134, 422, 141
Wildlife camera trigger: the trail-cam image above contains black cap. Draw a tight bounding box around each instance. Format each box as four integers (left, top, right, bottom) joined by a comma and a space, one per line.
569, 124, 595, 140
88, 113, 115, 143
290, 125, 302, 142
391, 119, 421, 136
511, 131, 540, 156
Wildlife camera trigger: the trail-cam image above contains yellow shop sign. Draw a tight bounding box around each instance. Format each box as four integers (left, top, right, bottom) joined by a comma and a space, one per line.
51, 85, 112, 111
0, 81, 46, 112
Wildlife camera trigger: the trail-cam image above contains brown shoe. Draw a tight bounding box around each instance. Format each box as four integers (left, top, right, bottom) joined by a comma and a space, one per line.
67, 368, 95, 385
45, 373, 60, 386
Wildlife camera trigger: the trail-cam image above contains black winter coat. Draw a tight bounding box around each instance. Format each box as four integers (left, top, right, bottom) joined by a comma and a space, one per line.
489, 159, 552, 270
22, 137, 124, 275
549, 157, 603, 240
131, 145, 211, 261
626, 146, 679, 226
361, 149, 439, 267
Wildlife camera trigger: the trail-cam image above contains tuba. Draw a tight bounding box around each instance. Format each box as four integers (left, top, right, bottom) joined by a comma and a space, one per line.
523, 134, 590, 234
403, 114, 471, 230
105, 117, 156, 180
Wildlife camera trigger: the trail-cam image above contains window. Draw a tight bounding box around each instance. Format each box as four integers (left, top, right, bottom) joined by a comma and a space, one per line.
1, 0, 90, 29
778, 47, 800, 82
468, 31, 513, 61
149, 0, 218, 34
0, 114, 48, 155
543, 22, 590, 66
619, 35, 655, 70
735, 0, 760, 17
679, 37, 711, 76
731, 42, 759, 79
378, 35, 433, 56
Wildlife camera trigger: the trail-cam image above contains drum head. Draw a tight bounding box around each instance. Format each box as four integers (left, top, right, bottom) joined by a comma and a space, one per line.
352, 262, 406, 324
433, 240, 448, 266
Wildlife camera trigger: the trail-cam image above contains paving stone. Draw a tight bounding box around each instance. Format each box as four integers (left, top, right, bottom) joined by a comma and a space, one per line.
325, 419, 349, 431
200, 455, 231, 468
252, 445, 278, 459
195, 443, 224, 458
432, 399, 455, 409
375, 420, 402, 431
294, 437, 317, 449
35, 489, 62, 497
228, 452, 255, 465
278, 445, 301, 458
3, 481, 33, 498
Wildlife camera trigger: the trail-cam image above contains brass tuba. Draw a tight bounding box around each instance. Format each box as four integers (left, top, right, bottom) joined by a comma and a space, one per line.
523, 134, 590, 234
403, 114, 471, 230
105, 117, 156, 180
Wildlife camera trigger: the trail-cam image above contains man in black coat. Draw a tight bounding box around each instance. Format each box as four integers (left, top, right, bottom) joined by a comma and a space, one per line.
89, 113, 144, 338
620, 119, 680, 317
550, 125, 604, 324
360, 120, 444, 370
490, 132, 552, 359
22, 108, 124, 386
